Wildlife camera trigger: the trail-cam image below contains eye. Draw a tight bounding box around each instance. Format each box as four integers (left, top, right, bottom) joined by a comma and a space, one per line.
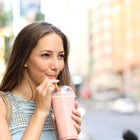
58, 54, 65, 60
41, 53, 50, 58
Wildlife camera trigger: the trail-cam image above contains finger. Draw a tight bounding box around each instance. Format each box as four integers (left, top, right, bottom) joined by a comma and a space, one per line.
74, 121, 81, 134
37, 77, 48, 91
49, 79, 59, 84
51, 114, 56, 123
37, 78, 52, 96
41, 77, 54, 91
72, 110, 82, 126
72, 110, 82, 134
45, 80, 55, 94
74, 101, 78, 109
72, 109, 81, 118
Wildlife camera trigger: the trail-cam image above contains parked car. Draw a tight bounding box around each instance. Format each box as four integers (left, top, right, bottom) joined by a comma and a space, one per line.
93, 90, 120, 101
138, 102, 140, 113
110, 97, 137, 114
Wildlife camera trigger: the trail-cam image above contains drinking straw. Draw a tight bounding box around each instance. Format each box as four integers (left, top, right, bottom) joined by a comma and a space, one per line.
55, 83, 61, 93
53, 77, 61, 93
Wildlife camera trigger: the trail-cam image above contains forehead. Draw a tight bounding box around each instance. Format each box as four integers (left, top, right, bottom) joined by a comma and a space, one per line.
35, 32, 64, 51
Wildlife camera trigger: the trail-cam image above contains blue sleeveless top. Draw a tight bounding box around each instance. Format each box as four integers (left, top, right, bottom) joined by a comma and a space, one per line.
7, 92, 56, 140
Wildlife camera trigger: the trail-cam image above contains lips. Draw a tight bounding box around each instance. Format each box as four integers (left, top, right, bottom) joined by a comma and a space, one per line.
46, 69, 59, 79
46, 75, 57, 79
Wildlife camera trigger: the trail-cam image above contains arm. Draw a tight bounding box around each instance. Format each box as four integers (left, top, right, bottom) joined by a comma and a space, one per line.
21, 78, 57, 140
0, 97, 49, 140
0, 97, 12, 140
21, 112, 48, 140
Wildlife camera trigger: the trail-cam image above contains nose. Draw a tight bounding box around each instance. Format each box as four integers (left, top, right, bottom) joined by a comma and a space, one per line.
50, 58, 59, 70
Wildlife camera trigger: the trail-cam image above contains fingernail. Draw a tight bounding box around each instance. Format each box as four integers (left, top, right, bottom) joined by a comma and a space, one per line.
49, 87, 54, 91
36, 85, 40, 90
55, 79, 59, 82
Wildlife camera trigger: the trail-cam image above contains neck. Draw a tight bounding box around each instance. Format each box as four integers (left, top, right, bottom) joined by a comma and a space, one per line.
11, 76, 36, 101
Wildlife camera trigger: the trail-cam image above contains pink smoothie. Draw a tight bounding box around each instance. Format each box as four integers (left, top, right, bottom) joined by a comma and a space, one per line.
52, 93, 77, 140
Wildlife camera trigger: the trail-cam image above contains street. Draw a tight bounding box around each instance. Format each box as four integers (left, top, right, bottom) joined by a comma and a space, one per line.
79, 100, 140, 140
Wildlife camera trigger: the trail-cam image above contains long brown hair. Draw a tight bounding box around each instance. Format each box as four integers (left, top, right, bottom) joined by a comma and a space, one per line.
0, 21, 72, 92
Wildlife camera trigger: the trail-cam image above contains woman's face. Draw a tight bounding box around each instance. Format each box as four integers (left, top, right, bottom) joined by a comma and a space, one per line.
25, 32, 65, 86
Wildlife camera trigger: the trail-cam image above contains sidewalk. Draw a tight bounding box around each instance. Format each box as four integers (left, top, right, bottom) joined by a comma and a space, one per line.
77, 98, 94, 140
78, 116, 94, 140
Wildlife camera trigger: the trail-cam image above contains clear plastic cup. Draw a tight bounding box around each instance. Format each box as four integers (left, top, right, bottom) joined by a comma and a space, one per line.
51, 85, 78, 140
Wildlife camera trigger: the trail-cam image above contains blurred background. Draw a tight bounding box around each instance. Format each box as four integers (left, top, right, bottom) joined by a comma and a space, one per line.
0, 0, 140, 139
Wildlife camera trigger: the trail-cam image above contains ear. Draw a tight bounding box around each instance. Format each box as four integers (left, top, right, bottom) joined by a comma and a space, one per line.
24, 64, 28, 67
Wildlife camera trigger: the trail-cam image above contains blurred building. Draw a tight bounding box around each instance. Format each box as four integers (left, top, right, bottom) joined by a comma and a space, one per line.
0, 0, 89, 85
1, 0, 140, 99
0, 0, 11, 82
88, 0, 140, 98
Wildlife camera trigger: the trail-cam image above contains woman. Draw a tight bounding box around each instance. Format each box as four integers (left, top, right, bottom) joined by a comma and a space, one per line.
0, 21, 81, 140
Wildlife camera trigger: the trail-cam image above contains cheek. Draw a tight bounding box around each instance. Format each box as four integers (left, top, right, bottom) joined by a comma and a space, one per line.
27, 57, 50, 71
59, 61, 65, 71
26, 60, 49, 79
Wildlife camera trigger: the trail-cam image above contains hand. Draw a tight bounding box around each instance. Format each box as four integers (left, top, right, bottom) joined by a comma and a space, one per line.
52, 101, 82, 137
35, 77, 59, 117
72, 101, 82, 134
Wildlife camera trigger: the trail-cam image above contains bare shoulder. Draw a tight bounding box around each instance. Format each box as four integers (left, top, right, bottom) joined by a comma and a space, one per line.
0, 94, 7, 117
0, 94, 12, 140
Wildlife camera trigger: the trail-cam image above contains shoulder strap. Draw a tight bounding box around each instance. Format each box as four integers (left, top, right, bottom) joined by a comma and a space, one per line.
0, 91, 13, 125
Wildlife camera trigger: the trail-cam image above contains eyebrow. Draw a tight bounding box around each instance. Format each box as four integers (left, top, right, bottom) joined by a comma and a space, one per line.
40, 50, 65, 53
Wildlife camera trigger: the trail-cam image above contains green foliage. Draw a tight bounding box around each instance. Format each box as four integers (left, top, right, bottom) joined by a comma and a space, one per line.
4, 36, 12, 63
35, 12, 45, 21
0, 11, 12, 27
